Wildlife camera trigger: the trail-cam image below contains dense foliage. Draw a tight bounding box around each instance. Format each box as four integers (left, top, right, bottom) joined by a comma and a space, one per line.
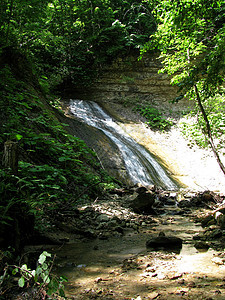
0, 47, 115, 253
180, 90, 225, 150
141, 0, 225, 172
0, 0, 157, 88
0, 1, 157, 248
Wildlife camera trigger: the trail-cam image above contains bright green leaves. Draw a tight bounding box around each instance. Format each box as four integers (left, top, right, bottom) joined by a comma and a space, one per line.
7, 251, 67, 297
180, 89, 225, 150
38, 251, 51, 264
141, 0, 225, 100
18, 276, 25, 288
134, 104, 173, 131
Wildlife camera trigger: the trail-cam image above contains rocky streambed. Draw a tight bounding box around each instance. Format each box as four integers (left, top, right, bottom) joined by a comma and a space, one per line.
26, 186, 225, 300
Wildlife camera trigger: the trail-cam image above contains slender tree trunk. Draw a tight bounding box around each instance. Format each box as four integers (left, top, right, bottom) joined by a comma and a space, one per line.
194, 84, 225, 176
2, 141, 18, 174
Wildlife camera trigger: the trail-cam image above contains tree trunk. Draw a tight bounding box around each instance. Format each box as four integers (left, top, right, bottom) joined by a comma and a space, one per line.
194, 84, 225, 176
2, 140, 18, 174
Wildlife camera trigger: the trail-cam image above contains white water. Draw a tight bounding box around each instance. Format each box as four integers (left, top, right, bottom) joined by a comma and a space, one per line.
69, 100, 177, 190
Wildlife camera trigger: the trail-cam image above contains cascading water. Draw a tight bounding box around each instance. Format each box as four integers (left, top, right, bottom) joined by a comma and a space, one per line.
69, 99, 177, 190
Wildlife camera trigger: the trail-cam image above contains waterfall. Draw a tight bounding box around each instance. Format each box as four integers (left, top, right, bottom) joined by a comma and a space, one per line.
69, 100, 177, 190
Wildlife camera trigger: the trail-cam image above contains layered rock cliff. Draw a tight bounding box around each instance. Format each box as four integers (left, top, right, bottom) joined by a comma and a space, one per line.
74, 51, 189, 114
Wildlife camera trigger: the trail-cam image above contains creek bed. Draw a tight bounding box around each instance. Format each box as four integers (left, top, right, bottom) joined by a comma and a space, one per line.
53, 211, 225, 299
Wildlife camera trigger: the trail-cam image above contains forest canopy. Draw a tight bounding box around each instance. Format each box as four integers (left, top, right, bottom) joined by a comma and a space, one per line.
140, 0, 225, 174
0, 0, 157, 87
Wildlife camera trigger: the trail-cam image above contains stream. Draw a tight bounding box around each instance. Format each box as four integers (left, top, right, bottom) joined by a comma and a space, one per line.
54, 200, 225, 300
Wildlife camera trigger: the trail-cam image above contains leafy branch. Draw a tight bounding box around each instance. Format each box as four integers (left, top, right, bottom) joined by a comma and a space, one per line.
1, 251, 67, 299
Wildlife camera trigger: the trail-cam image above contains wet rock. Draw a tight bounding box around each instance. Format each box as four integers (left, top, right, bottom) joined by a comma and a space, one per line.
194, 241, 210, 250
146, 233, 183, 250
205, 228, 222, 239
96, 214, 111, 222
130, 191, 156, 214
177, 200, 191, 208
201, 214, 216, 227
214, 211, 225, 229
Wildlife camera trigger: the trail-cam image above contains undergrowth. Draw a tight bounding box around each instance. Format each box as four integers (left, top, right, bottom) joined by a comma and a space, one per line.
0, 56, 116, 235
134, 104, 174, 131
179, 91, 225, 152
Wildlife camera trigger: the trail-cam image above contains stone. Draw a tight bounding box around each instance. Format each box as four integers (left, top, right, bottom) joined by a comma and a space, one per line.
194, 241, 210, 250
146, 235, 183, 250
201, 214, 216, 227
177, 200, 191, 208
215, 211, 225, 229
96, 214, 111, 222
136, 185, 149, 194
130, 191, 156, 213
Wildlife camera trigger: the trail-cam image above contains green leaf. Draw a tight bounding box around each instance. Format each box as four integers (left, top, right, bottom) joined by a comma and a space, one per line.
42, 263, 48, 270
12, 268, 18, 275
18, 277, 25, 288
38, 253, 47, 264
36, 266, 43, 276
21, 264, 28, 271
42, 251, 51, 257
43, 275, 50, 284
20, 102, 32, 109
15, 134, 23, 141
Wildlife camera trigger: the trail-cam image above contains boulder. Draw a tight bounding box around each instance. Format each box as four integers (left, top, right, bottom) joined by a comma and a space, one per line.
194, 241, 210, 250
146, 233, 183, 250
177, 200, 191, 208
201, 214, 216, 227
130, 191, 156, 214
214, 211, 225, 229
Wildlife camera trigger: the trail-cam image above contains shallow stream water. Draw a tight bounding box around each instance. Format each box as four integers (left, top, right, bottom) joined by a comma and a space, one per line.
54, 210, 225, 299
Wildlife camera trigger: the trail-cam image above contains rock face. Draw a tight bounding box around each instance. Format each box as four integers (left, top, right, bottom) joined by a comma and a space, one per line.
74, 51, 187, 114
57, 110, 133, 185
